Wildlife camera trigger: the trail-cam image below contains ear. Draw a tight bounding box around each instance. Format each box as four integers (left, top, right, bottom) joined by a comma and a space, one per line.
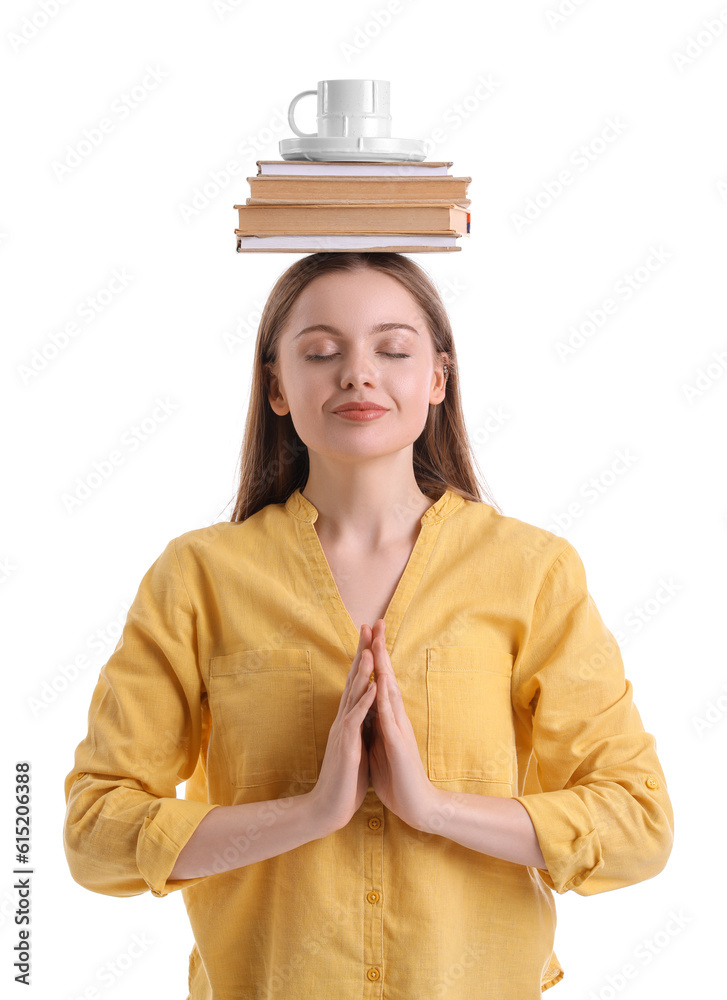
266, 364, 290, 416
431, 352, 450, 404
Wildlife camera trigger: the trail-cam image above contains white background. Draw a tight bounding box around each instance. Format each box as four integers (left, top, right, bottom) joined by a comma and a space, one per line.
3, 0, 725, 997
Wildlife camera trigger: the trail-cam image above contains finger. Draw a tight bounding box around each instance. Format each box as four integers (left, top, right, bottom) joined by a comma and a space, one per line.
345, 630, 366, 686
359, 675, 377, 708
372, 634, 396, 690
340, 654, 358, 703
381, 675, 404, 747
374, 636, 399, 693
383, 671, 407, 730
360, 648, 378, 698
359, 623, 373, 652
345, 677, 377, 732
372, 673, 387, 740
375, 641, 399, 694
363, 626, 376, 675
370, 674, 388, 743
337, 632, 367, 721
348, 647, 374, 711
359, 626, 373, 662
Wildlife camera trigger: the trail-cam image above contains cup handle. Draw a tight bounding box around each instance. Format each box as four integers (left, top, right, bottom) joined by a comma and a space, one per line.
288, 89, 318, 138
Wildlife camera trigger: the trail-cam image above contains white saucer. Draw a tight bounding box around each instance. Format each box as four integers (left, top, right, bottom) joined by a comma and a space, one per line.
279, 135, 428, 162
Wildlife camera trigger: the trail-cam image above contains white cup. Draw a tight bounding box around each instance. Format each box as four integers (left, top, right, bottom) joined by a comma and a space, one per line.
287, 79, 392, 140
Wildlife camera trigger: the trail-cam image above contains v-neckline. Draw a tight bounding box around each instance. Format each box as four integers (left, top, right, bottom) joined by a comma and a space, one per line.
286, 487, 462, 660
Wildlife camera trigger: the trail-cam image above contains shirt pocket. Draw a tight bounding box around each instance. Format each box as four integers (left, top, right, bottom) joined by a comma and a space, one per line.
426, 646, 516, 786
208, 648, 318, 790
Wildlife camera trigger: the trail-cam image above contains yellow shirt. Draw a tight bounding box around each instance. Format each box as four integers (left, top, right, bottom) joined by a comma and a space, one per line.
63, 488, 674, 999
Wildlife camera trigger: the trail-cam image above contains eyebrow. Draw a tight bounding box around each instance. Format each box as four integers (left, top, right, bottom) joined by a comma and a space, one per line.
293, 322, 420, 340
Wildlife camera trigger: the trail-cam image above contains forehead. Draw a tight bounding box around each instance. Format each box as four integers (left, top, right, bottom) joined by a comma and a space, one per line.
286, 270, 423, 326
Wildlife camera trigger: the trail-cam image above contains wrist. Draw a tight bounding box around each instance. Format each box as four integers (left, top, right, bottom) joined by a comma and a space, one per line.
413, 786, 452, 835
302, 788, 340, 839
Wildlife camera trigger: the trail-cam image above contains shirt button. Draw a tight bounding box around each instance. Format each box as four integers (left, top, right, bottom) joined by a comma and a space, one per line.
366, 891, 380, 904
366, 968, 381, 981
645, 776, 660, 790
368, 817, 381, 830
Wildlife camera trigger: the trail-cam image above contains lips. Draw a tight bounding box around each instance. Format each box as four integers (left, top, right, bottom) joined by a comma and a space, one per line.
331, 403, 387, 413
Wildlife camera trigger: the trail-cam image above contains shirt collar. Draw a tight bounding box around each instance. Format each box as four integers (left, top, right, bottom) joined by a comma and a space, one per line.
284, 486, 463, 525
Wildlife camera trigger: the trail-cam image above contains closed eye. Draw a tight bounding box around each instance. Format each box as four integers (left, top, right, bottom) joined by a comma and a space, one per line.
305, 353, 411, 361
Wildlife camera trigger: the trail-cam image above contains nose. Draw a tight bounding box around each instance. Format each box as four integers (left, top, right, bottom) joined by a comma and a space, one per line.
339, 351, 384, 389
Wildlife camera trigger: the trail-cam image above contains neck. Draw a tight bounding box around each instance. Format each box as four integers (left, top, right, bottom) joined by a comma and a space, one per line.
301, 472, 435, 550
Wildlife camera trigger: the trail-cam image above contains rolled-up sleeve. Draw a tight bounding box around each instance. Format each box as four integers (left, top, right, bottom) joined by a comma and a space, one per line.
511, 541, 674, 896
62, 537, 221, 898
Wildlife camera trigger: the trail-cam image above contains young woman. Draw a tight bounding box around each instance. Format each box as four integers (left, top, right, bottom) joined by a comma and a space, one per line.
63, 252, 674, 999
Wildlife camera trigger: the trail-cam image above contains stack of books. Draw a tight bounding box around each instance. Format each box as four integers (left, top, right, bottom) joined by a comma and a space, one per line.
233, 160, 471, 253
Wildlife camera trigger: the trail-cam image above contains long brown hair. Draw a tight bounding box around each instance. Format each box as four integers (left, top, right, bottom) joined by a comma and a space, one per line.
226, 252, 501, 522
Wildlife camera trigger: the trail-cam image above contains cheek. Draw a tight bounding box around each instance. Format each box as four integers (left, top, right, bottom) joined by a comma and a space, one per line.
401, 372, 437, 410
288, 370, 324, 408
389, 365, 430, 395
